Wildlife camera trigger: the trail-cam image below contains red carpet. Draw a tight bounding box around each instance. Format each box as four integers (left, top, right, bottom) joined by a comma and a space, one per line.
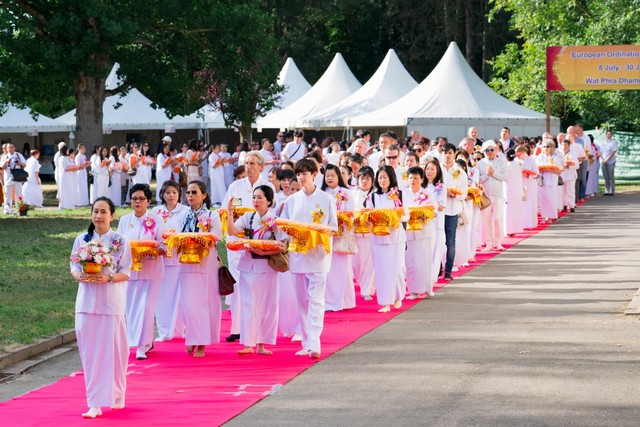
0, 206, 575, 426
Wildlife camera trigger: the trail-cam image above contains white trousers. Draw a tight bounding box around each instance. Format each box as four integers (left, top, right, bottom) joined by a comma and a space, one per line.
371, 242, 406, 306
76, 313, 128, 408
278, 271, 300, 336
226, 250, 242, 335
155, 265, 184, 340
180, 271, 221, 345
482, 196, 505, 247
563, 179, 576, 208
239, 270, 279, 347
353, 235, 375, 297
125, 279, 161, 347
324, 253, 355, 311
3, 182, 22, 213
406, 237, 434, 294
291, 272, 327, 353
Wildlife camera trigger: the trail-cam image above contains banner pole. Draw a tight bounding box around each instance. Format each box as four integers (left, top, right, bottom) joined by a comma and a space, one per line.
545, 90, 551, 133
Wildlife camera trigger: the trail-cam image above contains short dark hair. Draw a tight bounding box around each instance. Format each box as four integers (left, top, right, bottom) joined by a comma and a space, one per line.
159, 180, 181, 206
407, 166, 425, 180
294, 158, 318, 174
254, 185, 275, 208
443, 143, 457, 154
277, 168, 295, 181
129, 183, 152, 201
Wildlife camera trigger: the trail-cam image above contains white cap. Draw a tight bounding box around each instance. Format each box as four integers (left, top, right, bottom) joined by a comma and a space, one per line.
481, 140, 497, 151
162, 136, 172, 143
58, 142, 67, 149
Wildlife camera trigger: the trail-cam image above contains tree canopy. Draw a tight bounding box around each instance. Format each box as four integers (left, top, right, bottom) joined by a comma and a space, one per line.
0, 0, 282, 145
489, 0, 640, 132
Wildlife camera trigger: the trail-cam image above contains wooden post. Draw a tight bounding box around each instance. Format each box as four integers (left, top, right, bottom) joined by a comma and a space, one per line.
545, 90, 551, 133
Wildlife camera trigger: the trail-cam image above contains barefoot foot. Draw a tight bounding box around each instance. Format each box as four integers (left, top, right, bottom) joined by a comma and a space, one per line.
82, 407, 102, 419
378, 305, 391, 313
237, 346, 254, 355
256, 345, 272, 355
186, 345, 195, 354
193, 345, 205, 358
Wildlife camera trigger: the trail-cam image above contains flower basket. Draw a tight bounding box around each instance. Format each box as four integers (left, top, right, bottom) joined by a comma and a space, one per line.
129, 240, 159, 271
71, 240, 115, 274
82, 262, 103, 274
164, 232, 219, 264
407, 206, 436, 231
367, 208, 404, 236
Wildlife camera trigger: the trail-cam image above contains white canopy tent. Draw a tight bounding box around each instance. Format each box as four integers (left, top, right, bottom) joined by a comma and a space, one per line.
273, 57, 312, 110
257, 53, 361, 130
299, 49, 418, 129
0, 103, 69, 133
57, 63, 205, 132
351, 42, 560, 140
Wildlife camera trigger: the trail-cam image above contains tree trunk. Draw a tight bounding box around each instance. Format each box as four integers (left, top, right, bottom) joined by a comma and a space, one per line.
238, 121, 253, 146
74, 73, 106, 150
465, 0, 474, 70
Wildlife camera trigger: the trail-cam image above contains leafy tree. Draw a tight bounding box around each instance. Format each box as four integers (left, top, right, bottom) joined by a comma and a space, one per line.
489, 0, 640, 132
0, 1, 282, 146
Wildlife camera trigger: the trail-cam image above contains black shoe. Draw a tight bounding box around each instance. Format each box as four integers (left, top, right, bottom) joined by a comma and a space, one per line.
444, 273, 452, 280
225, 334, 240, 342
570, 208, 575, 212
562, 206, 567, 212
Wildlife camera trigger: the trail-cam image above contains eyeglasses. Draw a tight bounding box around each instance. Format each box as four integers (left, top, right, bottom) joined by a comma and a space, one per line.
385, 155, 398, 160
484, 148, 495, 153
185, 190, 200, 195
130, 197, 148, 202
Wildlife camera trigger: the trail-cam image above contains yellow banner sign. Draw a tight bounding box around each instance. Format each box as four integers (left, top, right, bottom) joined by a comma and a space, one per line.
546, 45, 640, 91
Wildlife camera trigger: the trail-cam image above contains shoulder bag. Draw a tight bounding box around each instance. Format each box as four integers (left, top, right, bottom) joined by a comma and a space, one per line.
248, 212, 289, 271
11, 167, 29, 182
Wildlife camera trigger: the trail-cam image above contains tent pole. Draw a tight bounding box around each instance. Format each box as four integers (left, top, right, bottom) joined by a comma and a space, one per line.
545, 90, 551, 133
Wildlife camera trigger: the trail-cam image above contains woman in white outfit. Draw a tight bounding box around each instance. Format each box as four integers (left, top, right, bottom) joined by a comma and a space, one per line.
227, 185, 285, 355
179, 180, 222, 358
515, 146, 539, 229
22, 149, 43, 207
503, 149, 524, 236
352, 167, 376, 300
424, 159, 446, 283
151, 181, 189, 341
322, 164, 356, 312
185, 140, 201, 185
70, 197, 132, 419
535, 141, 560, 223
403, 166, 436, 299
108, 146, 122, 207
59, 146, 81, 209
208, 144, 226, 206
93, 146, 110, 200
116, 184, 166, 360
155, 143, 174, 204
75, 144, 90, 207
365, 165, 407, 313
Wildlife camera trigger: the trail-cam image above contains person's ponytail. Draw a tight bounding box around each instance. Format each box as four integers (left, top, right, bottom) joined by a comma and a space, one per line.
84, 223, 95, 242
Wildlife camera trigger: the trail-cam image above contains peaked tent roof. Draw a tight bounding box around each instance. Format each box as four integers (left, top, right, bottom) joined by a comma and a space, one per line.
275, 58, 312, 109
57, 63, 205, 131
299, 49, 418, 129
351, 42, 554, 128
0, 103, 68, 133
257, 53, 361, 129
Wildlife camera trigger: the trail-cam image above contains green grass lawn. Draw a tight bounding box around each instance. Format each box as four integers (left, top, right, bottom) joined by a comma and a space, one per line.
0, 201, 227, 353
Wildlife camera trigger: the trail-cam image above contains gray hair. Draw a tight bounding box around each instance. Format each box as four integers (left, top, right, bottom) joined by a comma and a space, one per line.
246, 150, 264, 165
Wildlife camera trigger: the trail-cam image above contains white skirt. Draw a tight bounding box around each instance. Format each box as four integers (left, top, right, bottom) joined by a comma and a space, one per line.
238, 270, 279, 347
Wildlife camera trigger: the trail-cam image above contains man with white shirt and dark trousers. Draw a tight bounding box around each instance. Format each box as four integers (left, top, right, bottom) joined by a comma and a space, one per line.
441, 143, 468, 280
281, 130, 307, 163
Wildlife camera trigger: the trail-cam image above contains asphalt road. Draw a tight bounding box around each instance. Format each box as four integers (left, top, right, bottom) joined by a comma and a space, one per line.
2, 192, 639, 426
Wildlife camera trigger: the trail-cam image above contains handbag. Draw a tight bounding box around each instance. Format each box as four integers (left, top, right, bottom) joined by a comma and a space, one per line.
179, 171, 188, 188
457, 209, 469, 227
557, 175, 564, 186
248, 212, 289, 271
10, 167, 29, 183
217, 256, 236, 296
126, 167, 137, 177
334, 233, 358, 255
479, 192, 492, 210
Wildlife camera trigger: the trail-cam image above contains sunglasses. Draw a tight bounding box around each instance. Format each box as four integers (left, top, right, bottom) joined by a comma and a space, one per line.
413, 148, 423, 153
484, 148, 495, 153
385, 155, 399, 160
185, 190, 200, 195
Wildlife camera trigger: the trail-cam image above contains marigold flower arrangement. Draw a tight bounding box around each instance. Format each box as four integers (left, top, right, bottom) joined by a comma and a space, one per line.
15, 196, 34, 213
451, 169, 461, 180
70, 240, 115, 270
197, 216, 214, 232
311, 207, 325, 224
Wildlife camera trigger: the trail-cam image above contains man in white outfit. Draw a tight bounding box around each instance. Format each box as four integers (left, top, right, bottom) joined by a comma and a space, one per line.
476, 140, 508, 251
1, 142, 27, 214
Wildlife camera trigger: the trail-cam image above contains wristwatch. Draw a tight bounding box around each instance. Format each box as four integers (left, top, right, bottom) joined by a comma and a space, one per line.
108, 274, 115, 282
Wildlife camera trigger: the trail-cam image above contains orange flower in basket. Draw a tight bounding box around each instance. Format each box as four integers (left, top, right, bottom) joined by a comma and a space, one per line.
448, 187, 463, 196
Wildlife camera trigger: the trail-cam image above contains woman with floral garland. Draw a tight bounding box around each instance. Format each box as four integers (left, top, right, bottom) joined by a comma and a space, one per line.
424, 159, 446, 284
365, 165, 407, 313
352, 166, 376, 300
116, 184, 166, 360
151, 180, 189, 341
70, 197, 132, 418
227, 185, 285, 355
402, 166, 436, 299
179, 180, 222, 358
322, 164, 356, 311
